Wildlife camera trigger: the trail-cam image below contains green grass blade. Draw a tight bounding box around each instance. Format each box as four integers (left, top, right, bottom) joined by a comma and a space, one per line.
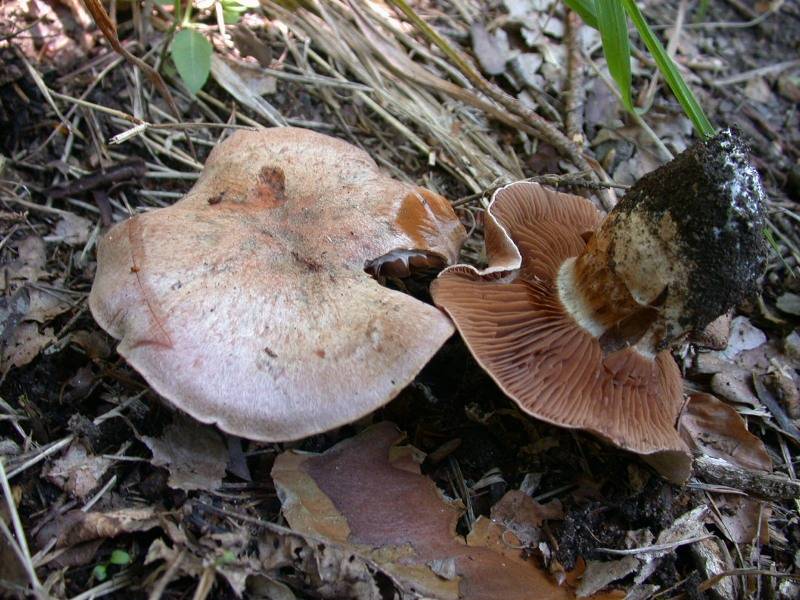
563, 0, 598, 29
595, 0, 634, 113
621, 0, 715, 138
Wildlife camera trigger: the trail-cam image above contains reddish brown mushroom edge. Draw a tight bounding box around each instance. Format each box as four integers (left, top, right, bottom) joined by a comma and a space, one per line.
431, 183, 691, 482
431, 131, 768, 484
89, 127, 466, 441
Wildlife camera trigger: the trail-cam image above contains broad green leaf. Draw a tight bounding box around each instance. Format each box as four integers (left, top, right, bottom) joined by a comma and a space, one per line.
563, 0, 599, 29
621, 0, 715, 138
596, 0, 634, 112
170, 29, 212, 94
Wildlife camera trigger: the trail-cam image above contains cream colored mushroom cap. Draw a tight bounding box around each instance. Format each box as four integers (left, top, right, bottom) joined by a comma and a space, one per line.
89, 127, 466, 441
431, 182, 690, 482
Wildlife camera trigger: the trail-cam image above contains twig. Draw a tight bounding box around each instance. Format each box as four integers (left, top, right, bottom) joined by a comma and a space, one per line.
697, 568, 800, 592
693, 455, 800, 500
712, 59, 800, 87
0, 459, 42, 594
564, 9, 585, 143
595, 534, 713, 556
44, 159, 147, 199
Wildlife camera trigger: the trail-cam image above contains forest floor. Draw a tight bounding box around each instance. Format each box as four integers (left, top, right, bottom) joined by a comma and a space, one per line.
1, 1, 799, 598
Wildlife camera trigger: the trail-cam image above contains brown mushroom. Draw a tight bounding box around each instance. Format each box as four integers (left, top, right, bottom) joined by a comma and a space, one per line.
432, 129, 767, 482
89, 127, 466, 441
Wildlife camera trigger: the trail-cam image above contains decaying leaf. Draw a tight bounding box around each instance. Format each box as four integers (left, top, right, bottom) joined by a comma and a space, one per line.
1, 322, 55, 373
36, 507, 160, 549
42, 441, 114, 500
490, 489, 563, 546
273, 422, 611, 599
713, 494, 770, 545
634, 506, 709, 585
576, 557, 639, 598
141, 415, 227, 492
48, 213, 93, 246
679, 393, 772, 472
471, 22, 511, 76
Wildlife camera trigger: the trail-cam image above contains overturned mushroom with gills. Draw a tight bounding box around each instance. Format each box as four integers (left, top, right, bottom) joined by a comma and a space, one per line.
89, 127, 466, 442
432, 129, 767, 482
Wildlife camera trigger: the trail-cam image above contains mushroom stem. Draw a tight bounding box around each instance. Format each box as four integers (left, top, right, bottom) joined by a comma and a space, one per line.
559, 128, 767, 356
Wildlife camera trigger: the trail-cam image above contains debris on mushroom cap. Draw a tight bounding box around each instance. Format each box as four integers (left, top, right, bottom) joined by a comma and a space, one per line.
431, 182, 691, 482
89, 127, 466, 441
574, 128, 767, 354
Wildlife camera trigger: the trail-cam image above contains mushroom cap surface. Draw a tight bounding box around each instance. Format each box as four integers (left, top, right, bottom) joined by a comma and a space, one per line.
431, 183, 690, 481
90, 128, 466, 441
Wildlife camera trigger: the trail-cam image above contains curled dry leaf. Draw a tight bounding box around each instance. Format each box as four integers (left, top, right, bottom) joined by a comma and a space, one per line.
678, 393, 772, 472
273, 422, 615, 600
141, 415, 228, 492
89, 128, 465, 441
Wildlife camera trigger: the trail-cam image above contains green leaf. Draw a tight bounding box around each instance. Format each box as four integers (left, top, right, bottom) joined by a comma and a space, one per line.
563, 0, 599, 30
109, 549, 131, 565
170, 29, 212, 95
92, 564, 108, 582
621, 0, 715, 139
596, 0, 634, 112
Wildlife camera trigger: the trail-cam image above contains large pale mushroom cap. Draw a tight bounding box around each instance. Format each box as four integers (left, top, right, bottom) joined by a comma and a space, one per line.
431, 183, 691, 482
90, 128, 466, 441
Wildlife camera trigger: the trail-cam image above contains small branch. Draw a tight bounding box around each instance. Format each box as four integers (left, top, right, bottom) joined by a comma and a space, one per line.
595, 534, 713, 556
564, 10, 585, 143
693, 455, 800, 500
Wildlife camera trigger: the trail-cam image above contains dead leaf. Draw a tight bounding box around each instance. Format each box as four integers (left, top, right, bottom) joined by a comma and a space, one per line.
471, 22, 510, 76
490, 489, 563, 546
776, 292, 800, 316
47, 213, 93, 246
710, 369, 761, 408
43, 441, 114, 500
679, 393, 772, 472
273, 422, 595, 599
577, 557, 638, 598
634, 506, 709, 585
723, 316, 767, 359
713, 495, 770, 545
7, 236, 47, 282
1, 322, 55, 373
36, 507, 160, 549
141, 415, 227, 492
210, 54, 285, 126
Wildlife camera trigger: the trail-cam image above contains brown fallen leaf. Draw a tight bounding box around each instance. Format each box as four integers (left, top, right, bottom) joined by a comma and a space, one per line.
679, 393, 772, 473
714, 494, 770, 545
141, 415, 228, 492
273, 422, 618, 600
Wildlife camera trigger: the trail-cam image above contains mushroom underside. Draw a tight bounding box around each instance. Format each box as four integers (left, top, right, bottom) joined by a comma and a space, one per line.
432, 183, 691, 482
